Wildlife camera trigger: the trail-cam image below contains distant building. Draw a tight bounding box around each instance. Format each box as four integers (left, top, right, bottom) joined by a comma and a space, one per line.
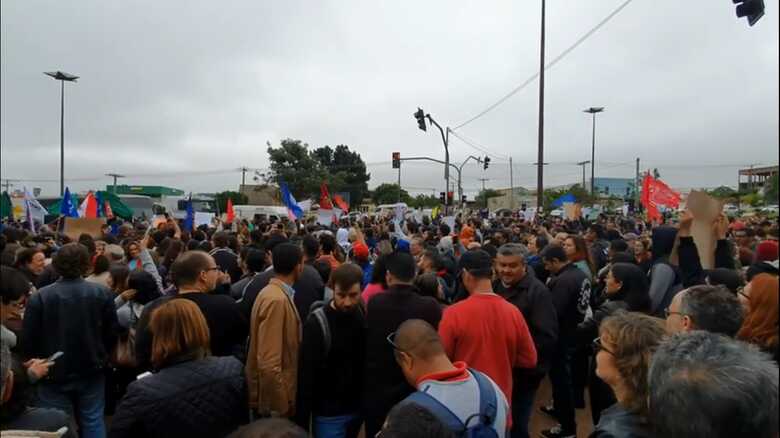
589, 177, 636, 199
107, 185, 184, 198
487, 187, 537, 211
239, 184, 281, 205
738, 165, 778, 192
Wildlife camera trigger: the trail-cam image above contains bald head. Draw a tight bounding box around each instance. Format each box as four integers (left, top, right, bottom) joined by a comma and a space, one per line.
171, 250, 214, 287
395, 319, 446, 361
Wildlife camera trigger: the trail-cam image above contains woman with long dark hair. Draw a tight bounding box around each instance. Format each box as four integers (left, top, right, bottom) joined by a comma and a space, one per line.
563, 235, 596, 280
578, 262, 653, 424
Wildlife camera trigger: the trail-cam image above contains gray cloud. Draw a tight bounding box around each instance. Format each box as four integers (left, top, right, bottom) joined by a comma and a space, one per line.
2, 0, 777, 199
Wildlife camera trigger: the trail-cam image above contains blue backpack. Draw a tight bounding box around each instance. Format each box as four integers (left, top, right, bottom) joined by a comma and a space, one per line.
403, 369, 500, 438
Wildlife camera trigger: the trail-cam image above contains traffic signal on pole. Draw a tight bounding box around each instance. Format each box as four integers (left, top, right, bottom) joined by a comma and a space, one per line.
439, 192, 446, 204
733, 0, 764, 26
392, 152, 400, 169
447, 191, 454, 205
461, 195, 467, 204
483, 156, 491, 170
414, 108, 426, 131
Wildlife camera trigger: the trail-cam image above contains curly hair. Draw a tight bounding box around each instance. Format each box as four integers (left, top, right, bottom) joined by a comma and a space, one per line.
53, 243, 90, 279
599, 310, 667, 417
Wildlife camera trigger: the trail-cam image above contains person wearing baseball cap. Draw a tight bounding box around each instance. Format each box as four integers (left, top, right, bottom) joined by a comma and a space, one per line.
350, 242, 372, 289
437, 249, 537, 430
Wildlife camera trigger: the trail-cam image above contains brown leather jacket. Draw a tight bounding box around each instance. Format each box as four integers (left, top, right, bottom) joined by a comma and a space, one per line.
245, 278, 301, 416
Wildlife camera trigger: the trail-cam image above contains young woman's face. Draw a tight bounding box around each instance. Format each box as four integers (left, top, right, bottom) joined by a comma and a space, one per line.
605, 270, 622, 295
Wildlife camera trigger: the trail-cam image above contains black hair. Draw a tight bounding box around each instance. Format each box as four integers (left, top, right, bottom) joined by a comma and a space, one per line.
609, 263, 651, 312
540, 245, 567, 263
610, 239, 629, 253
413, 273, 441, 300
13, 247, 43, 269
370, 254, 389, 287
0, 266, 30, 303
272, 243, 303, 276
313, 259, 332, 285
127, 270, 161, 305
319, 234, 337, 254
109, 263, 131, 293
244, 248, 266, 273
385, 252, 416, 283
92, 255, 110, 276
381, 402, 456, 438
302, 235, 320, 260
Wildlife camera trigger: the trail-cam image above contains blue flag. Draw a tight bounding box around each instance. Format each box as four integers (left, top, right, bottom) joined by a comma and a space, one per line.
95, 191, 105, 218
183, 194, 194, 232
280, 183, 303, 220
60, 187, 79, 217
551, 193, 576, 208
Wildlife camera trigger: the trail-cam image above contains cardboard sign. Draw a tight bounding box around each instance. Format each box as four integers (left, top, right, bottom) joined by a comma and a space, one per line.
685, 191, 723, 270
564, 203, 582, 220
63, 217, 106, 240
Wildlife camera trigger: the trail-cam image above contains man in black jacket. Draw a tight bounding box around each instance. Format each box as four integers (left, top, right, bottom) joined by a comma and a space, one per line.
539, 245, 591, 438
171, 251, 248, 358
237, 236, 324, 321
363, 251, 442, 438
22, 243, 119, 438
294, 263, 366, 437
494, 244, 558, 438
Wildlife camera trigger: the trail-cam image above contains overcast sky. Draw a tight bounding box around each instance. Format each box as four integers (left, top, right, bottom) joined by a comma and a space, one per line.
2, 0, 778, 199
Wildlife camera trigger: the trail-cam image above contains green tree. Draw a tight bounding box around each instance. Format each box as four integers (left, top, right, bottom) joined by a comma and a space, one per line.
372, 184, 410, 205
765, 173, 779, 204
311, 144, 370, 206
542, 184, 593, 208
475, 189, 502, 208
409, 194, 440, 209
266, 139, 325, 199
215, 191, 248, 213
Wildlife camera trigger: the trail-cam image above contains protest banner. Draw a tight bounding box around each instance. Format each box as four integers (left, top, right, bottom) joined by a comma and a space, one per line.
63, 217, 106, 240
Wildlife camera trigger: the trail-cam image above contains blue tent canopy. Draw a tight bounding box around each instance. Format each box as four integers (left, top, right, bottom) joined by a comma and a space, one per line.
551, 193, 576, 208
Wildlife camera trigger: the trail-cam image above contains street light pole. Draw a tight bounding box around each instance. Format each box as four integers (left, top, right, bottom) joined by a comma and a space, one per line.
536, 0, 546, 211
45, 71, 79, 197
583, 107, 604, 196
577, 160, 591, 189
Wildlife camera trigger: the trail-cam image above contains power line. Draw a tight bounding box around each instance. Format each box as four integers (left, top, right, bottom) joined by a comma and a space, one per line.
453, 0, 635, 130
448, 130, 509, 160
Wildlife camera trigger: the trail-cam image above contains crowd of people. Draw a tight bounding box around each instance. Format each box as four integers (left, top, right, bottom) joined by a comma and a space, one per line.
0, 207, 778, 438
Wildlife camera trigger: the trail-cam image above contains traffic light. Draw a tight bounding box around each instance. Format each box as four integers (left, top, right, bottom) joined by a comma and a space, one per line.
483, 156, 491, 170
439, 192, 446, 204
734, 0, 764, 26
392, 152, 400, 169
414, 108, 426, 131
447, 191, 454, 205
461, 195, 467, 204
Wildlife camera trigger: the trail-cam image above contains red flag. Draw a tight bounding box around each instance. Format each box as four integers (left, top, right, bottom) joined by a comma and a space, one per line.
103, 201, 114, 219
333, 194, 349, 212
226, 198, 235, 224
640, 174, 681, 222
320, 183, 333, 210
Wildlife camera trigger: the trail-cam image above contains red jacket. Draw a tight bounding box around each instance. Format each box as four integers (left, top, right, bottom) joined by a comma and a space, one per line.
438, 293, 537, 407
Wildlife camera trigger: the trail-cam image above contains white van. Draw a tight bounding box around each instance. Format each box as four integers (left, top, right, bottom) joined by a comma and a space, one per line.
233, 205, 288, 222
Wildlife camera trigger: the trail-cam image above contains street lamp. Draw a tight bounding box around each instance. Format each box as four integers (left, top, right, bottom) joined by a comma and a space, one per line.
44, 71, 79, 196
583, 107, 604, 196
577, 160, 591, 189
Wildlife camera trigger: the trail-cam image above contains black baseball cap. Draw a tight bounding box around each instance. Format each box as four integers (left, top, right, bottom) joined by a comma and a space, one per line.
458, 249, 493, 277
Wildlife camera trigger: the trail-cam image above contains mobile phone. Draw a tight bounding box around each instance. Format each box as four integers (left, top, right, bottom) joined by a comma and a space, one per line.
47, 351, 64, 363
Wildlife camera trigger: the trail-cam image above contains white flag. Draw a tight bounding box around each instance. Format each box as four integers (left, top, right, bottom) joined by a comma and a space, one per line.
23, 187, 47, 232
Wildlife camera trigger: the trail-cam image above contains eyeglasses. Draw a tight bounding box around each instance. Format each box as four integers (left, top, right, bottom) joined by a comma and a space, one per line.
386, 332, 401, 351
737, 287, 751, 301
664, 307, 686, 318
592, 337, 615, 356
203, 266, 221, 273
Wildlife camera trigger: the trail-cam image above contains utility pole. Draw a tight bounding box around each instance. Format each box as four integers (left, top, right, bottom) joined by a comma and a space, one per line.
1, 179, 15, 192
536, 0, 546, 211
584, 107, 605, 195
238, 167, 250, 187
509, 157, 515, 210
397, 162, 402, 203
577, 160, 591, 189
105, 173, 125, 194
479, 178, 490, 209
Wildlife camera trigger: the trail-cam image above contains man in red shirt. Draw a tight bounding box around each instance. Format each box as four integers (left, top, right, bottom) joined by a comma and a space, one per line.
438, 250, 537, 412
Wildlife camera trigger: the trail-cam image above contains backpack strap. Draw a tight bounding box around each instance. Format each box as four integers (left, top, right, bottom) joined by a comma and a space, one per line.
468, 369, 498, 427
311, 307, 331, 357
404, 391, 466, 433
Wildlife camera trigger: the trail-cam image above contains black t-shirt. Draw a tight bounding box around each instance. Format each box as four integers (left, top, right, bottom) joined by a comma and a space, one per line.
175, 293, 248, 358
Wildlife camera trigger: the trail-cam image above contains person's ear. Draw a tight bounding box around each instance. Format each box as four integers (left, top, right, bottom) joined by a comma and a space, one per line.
681, 315, 694, 331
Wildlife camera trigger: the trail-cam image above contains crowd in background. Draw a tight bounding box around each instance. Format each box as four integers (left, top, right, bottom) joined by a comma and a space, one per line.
0, 208, 778, 438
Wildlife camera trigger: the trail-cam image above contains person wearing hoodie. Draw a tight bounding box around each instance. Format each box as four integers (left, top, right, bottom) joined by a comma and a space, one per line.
676, 210, 743, 292
647, 226, 682, 317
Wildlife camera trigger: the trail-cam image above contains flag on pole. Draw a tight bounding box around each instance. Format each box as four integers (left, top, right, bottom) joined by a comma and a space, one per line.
333, 194, 349, 212
95, 191, 105, 218
23, 187, 47, 233
280, 183, 303, 220
183, 194, 194, 232
640, 174, 681, 222
1, 191, 13, 220
226, 198, 235, 224
59, 187, 79, 217
320, 183, 333, 210
78, 191, 99, 218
